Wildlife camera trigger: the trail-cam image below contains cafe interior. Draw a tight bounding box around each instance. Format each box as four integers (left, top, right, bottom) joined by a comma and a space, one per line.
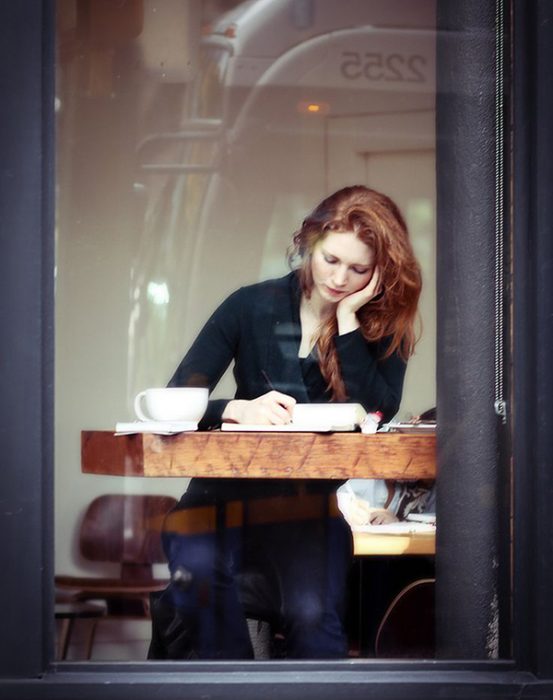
54, 0, 438, 660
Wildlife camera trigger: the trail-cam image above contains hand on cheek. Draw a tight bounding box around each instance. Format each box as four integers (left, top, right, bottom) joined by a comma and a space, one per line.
336, 266, 382, 334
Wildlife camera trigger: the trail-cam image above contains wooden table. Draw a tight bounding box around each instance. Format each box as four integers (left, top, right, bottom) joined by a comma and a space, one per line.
353, 530, 435, 556
81, 430, 436, 480
82, 430, 436, 557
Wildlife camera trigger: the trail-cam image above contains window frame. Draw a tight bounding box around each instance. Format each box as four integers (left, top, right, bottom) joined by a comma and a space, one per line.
1, 0, 553, 697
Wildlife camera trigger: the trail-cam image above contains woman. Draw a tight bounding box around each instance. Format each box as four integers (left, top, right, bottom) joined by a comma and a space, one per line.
149, 185, 422, 660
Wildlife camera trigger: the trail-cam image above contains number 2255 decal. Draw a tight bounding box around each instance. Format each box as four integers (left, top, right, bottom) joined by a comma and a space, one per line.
340, 51, 427, 83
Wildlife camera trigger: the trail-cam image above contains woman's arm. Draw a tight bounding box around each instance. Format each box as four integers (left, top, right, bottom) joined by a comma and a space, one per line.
222, 390, 295, 425
169, 286, 296, 428
168, 289, 243, 428
337, 483, 399, 526
329, 266, 406, 420
334, 330, 406, 422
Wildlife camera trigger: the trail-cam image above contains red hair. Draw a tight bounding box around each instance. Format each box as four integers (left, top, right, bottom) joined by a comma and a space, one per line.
288, 186, 422, 401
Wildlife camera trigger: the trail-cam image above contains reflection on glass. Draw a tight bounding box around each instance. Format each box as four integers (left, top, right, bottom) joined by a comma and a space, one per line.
55, 0, 436, 661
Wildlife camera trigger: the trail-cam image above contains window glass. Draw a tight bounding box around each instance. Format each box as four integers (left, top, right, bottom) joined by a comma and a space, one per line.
55, 0, 438, 662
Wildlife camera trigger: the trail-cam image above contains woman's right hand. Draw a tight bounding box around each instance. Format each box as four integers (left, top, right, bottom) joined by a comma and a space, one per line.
342, 497, 374, 527
222, 391, 296, 425
341, 496, 399, 527
368, 508, 399, 525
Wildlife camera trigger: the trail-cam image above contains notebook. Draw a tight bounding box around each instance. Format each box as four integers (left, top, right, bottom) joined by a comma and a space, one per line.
221, 403, 366, 432
114, 420, 198, 435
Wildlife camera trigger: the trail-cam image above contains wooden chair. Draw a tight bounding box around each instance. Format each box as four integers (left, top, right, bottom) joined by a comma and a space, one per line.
56, 494, 177, 619
374, 578, 435, 658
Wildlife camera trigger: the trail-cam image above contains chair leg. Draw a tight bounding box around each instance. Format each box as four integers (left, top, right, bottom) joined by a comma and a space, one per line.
142, 596, 150, 616
85, 619, 99, 660
58, 618, 73, 660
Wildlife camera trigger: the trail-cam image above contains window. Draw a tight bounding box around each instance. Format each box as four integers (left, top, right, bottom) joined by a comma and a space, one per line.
55, 0, 437, 662
3, 0, 553, 697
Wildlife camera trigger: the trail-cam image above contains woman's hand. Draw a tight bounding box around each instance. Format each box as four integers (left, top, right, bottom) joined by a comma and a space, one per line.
222, 390, 296, 425
342, 496, 374, 527
342, 496, 399, 527
367, 508, 399, 525
336, 266, 382, 334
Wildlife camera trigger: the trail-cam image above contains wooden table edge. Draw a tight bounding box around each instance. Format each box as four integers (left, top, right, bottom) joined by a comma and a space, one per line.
81, 429, 436, 480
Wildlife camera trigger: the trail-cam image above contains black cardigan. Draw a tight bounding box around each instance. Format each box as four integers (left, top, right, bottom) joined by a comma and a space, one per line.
169, 271, 406, 428
168, 272, 407, 504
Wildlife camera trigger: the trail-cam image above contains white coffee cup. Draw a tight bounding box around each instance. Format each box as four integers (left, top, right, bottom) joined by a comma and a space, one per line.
134, 387, 208, 423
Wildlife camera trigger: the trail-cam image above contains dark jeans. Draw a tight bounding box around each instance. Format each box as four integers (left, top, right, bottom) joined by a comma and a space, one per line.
149, 491, 353, 660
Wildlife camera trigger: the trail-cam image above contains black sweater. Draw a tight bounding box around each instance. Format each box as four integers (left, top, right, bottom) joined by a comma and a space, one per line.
170, 272, 405, 424
168, 271, 406, 504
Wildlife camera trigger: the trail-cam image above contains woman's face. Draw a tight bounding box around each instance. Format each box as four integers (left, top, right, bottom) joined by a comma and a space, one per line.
310, 230, 376, 305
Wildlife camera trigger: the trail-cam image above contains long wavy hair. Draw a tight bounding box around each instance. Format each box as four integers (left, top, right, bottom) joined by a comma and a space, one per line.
288, 185, 422, 401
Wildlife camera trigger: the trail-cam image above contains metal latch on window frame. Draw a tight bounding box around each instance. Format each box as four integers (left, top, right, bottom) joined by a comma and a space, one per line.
494, 400, 507, 421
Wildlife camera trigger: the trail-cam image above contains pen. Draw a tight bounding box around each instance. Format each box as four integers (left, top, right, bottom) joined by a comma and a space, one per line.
260, 370, 297, 425
406, 514, 436, 526
261, 370, 275, 391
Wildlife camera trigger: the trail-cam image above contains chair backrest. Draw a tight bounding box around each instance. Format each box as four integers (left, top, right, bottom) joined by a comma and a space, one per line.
375, 578, 435, 658
79, 494, 177, 570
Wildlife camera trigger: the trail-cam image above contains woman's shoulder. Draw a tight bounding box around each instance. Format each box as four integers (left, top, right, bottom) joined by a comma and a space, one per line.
210, 273, 296, 322
233, 271, 297, 301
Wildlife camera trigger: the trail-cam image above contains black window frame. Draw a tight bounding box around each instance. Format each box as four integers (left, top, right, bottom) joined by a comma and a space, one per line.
1, 0, 553, 698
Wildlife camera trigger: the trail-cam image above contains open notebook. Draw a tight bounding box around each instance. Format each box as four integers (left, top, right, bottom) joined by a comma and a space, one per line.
221, 402, 366, 432
221, 423, 339, 432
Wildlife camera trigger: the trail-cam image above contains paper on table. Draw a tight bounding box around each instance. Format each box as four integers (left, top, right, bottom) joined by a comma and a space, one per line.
220, 423, 344, 432
378, 421, 436, 433
292, 402, 366, 426
352, 521, 436, 535
405, 513, 436, 525
115, 420, 198, 435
